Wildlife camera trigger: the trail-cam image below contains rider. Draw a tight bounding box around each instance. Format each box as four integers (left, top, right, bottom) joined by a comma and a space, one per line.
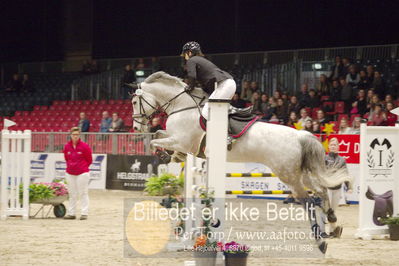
181, 41, 236, 148
181, 41, 236, 119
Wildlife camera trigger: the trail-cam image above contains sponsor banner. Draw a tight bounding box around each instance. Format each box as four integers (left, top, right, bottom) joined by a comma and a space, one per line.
106, 155, 160, 190
29, 153, 107, 189
324, 134, 360, 164
356, 125, 399, 238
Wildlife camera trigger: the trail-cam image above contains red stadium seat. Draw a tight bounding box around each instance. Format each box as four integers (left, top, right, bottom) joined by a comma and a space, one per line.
84, 100, 91, 105
320, 95, 330, 102
113, 104, 122, 110
33, 105, 41, 111
122, 105, 131, 111
41, 106, 48, 111
334, 101, 345, 114
323, 101, 335, 115
331, 121, 339, 132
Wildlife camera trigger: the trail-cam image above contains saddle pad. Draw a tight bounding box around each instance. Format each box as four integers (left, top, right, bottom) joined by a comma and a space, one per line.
199, 115, 260, 139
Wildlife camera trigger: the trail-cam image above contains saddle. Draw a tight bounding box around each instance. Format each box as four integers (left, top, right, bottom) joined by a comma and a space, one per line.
197, 105, 260, 157
200, 105, 259, 135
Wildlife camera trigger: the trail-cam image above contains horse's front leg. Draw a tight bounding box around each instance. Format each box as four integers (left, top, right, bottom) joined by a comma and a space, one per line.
154, 130, 169, 139
150, 137, 181, 150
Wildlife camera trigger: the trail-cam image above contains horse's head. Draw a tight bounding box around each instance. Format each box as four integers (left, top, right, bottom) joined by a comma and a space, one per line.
130, 83, 158, 132
130, 71, 206, 132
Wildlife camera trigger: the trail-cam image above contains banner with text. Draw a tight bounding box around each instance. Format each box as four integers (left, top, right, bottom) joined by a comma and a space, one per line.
106, 155, 160, 190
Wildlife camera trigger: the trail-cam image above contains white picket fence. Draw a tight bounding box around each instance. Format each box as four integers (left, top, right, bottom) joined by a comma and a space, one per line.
1, 130, 31, 220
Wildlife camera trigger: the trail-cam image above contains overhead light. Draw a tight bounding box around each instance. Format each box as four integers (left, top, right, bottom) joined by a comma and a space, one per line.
136, 70, 145, 77
313, 63, 322, 70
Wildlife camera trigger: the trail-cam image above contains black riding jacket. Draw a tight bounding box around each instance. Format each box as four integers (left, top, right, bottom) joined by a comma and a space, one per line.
186, 56, 232, 94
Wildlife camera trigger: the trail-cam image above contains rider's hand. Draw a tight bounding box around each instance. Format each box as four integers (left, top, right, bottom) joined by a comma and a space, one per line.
184, 85, 194, 92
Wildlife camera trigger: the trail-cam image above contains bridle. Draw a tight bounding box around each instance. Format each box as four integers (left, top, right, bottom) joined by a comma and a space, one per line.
131, 82, 206, 126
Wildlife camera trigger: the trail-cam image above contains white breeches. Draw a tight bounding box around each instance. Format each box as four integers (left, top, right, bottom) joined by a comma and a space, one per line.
202, 78, 236, 119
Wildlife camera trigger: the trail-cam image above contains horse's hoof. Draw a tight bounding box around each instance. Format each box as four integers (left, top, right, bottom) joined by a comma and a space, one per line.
155, 150, 172, 164
327, 208, 337, 223
160, 154, 171, 164
331, 226, 343, 238
318, 241, 328, 254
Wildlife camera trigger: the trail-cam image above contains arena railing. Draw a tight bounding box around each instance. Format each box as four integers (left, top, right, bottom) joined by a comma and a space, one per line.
2, 43, 396, 80
9, 132, 155, 155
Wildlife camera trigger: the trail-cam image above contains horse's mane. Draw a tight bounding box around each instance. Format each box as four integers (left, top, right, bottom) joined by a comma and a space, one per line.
143, 71, 208, 98
144, 71, 186, 88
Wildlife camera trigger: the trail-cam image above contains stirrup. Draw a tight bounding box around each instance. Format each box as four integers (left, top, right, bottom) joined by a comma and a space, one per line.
227, 136, 234, 151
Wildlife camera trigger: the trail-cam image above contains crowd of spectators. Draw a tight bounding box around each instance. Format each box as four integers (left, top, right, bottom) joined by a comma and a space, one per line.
232, 56, 399, 134
2, 73, 34, 94
77, 111, 125, 133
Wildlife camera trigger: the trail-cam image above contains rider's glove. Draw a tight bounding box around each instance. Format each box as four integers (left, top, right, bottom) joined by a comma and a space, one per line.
184, 77, 196, 92
184, 85, 194, 92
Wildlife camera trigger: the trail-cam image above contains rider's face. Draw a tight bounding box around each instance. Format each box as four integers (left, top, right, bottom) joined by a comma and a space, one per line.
184, 52, 191, 60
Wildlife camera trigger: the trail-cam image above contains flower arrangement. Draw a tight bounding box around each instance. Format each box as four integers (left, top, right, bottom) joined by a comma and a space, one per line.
222, 241, 251, 254
21, 182, 69, 202
382, 216, 399, 225
193, 235, 222, 252
144, 173, 184, 196
223, 241, 250, 266
48, 182, 69, 197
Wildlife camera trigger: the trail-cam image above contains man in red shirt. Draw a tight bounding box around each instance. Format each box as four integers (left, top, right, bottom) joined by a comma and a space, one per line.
63, 127, 93, 220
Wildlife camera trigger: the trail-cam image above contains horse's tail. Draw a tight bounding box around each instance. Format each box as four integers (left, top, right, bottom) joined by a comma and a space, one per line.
299, 133, 353, 189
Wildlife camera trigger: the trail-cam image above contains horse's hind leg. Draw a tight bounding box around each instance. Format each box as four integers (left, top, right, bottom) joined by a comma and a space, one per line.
302, 176, 337, 223
302, 178, 341, 238
291, 185, 328, 253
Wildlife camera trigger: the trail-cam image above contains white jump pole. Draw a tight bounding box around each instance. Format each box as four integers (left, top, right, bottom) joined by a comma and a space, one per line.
206, 99, 230, 237
183, 99, 229, 240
